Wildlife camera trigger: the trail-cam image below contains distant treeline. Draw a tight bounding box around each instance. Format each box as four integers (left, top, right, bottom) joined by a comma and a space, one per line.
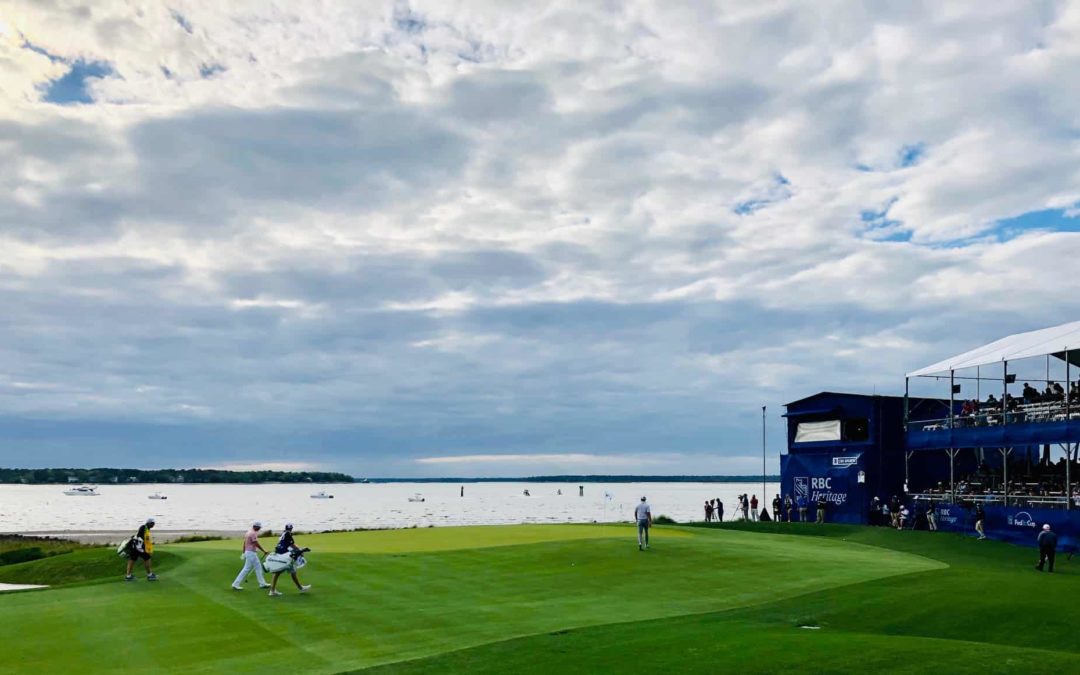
0, 467, 354, 485
369, 475, 781, 483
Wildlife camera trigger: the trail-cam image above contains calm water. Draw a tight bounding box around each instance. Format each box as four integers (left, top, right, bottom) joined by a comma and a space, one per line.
0, 482, 779, 533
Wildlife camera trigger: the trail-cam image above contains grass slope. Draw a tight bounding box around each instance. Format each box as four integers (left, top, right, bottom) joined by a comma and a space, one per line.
0, 525, 935, 674
364, 523, 1080, 675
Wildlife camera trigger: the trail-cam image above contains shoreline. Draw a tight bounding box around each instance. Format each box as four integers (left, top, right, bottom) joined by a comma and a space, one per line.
2, 530, 244, 545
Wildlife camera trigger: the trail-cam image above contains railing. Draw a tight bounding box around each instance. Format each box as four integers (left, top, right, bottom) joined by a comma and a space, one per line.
912, 401, 1080, 432
907, 491, 1080, 510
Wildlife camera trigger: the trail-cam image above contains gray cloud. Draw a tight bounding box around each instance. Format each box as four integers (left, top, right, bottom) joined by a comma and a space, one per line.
2, 1, 1080, 474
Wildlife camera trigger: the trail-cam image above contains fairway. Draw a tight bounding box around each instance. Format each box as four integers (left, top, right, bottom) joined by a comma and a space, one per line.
2, 523, 1074, 674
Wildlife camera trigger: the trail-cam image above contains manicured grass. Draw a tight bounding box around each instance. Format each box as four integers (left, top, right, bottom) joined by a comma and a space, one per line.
189, 523, 694, 554
363, 523, 1080, 675
0, 524, 937, 674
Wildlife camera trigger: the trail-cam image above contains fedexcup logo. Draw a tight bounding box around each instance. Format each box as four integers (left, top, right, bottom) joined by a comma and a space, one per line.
794, 477, 809, 500
1008, 512, 1036, 528
832, 456, 858, 468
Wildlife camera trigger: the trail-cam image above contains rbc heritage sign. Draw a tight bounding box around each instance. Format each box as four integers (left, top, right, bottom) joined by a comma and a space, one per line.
781, 452, 864, 524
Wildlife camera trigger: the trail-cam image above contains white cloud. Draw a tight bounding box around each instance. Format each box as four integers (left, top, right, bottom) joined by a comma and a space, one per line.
2, 2, 1080, 473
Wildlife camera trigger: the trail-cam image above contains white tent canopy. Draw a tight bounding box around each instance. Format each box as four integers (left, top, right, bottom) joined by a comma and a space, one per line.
907, 320, 1080, 377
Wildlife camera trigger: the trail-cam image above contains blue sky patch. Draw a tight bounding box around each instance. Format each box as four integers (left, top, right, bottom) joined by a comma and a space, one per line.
22, 40, 64, 63
898, 143, 925, 167
199, 63, 227, 78
733, 172, 792, 215
171, 10, 194, 34
991, 207, 1080, 239
42, 60, 114, 105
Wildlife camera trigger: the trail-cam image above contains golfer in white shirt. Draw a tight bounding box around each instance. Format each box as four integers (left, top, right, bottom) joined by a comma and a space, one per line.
232, 521, 270, 590
634, 496, 652, 551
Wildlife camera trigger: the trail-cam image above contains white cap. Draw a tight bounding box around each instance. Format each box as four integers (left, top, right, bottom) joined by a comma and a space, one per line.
1043, 524, 1051, 531
252, 521, 262, 528
146, 517, 155, 525
284, 523, 293, 530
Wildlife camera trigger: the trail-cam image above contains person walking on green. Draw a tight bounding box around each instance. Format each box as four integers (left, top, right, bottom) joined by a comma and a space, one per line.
124, 518, 158, 581
232, 521, 270, 590
974, 504, 987, 540
1036, 524, 1057, 572
634, 496, 652, 551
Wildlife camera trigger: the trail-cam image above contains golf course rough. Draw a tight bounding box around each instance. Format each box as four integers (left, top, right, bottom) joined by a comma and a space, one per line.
1, 523, 1068, 674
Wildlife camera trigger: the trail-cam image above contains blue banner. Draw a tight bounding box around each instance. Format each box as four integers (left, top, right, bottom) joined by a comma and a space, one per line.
781, 452, 866, 524
929, 503, 1080, 552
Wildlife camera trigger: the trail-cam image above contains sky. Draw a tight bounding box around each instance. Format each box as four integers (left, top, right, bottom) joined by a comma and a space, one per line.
1, 1, 1079, 477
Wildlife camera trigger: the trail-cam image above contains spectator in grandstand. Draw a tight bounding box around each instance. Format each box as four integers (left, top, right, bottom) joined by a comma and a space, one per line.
985, 393, 1000, 409
815, 497, 827, 524
797, 495, 808, 522
1036, 524, 1057, 572
974, 504, 987, 540
772, 494, 782, 522
1052, 382, 1065, 400
1023, 383, 1039, 404
750, 495, 759, 521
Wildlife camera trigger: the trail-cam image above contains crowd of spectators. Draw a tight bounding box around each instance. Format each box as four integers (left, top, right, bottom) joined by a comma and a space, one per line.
932, 379, 1080, 429
916, 456, 1080, 508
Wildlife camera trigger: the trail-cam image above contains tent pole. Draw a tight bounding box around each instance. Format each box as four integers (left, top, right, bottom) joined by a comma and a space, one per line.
1001, 447, 1009, 508
949, 370, 955, 429
1003, 361, 1009, 426
977, 366, 980, 403
949, 449, 955, 503
1068, 349, 1072, 511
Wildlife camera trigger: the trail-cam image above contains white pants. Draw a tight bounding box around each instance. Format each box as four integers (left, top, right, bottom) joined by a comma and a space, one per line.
233, 551, 267, 588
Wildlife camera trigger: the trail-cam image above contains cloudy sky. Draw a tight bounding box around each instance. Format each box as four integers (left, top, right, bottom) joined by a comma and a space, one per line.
1, 1, 1078, 477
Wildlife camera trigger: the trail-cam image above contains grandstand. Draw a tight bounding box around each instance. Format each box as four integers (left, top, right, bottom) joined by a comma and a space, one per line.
782, 320, 1080, 550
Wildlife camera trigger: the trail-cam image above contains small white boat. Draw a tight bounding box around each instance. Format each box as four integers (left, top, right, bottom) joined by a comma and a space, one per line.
408, 493, 425, 502
63, 485, 99, 496
310, 491, 334, 499
148, 492, 168, 500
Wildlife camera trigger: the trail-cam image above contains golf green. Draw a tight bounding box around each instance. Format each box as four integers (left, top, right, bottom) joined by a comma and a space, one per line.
0, 523, 1071, 674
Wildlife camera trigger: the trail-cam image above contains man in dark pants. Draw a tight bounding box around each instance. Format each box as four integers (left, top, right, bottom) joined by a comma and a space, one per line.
1036, 524, 1057, 572
772, 495, 782, 522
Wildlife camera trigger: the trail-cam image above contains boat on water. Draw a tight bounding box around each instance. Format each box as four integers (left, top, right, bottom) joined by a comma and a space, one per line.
310, 491, 334, 499
63, 485, 99, 496
408, 493, 425, 502
148, 492, 168, 500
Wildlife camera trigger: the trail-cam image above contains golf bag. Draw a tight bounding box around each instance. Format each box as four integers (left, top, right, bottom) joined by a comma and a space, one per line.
263, 547, 310, 574
117, 537, 134, 558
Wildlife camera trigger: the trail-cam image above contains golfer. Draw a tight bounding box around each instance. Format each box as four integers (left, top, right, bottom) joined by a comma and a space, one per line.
1036, 524, 1057, 572
124, 517, 158, 581
635, 496, 652, 551
269, 523, 311, 596
232, 521, 270, 590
